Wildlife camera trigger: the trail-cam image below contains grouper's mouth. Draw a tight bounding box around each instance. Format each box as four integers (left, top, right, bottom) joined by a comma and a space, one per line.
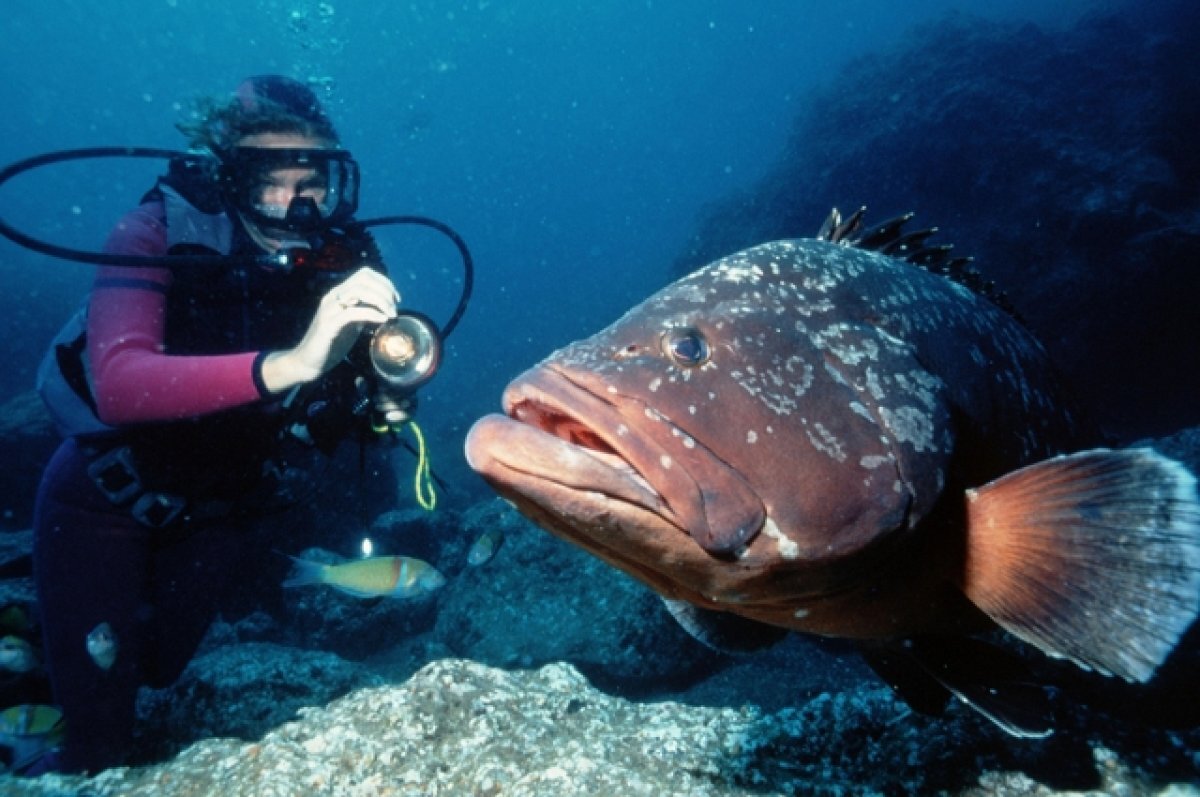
464, 365, 766, 557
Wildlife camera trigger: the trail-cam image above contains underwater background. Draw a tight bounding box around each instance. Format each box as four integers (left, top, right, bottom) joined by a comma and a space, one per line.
0, 0, 1152, 502
1, 1, 1198, 794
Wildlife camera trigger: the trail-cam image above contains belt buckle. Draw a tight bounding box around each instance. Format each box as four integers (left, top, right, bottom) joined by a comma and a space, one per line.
86, 446, 143, 505
130, 492, 187, 529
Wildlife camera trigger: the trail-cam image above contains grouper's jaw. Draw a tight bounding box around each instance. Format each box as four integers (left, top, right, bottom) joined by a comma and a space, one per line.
464, 410, 769, 610
467, 365, 766, 556
463, 410, 687, 591
505, 395, 659, 499
517, 365, 766, 554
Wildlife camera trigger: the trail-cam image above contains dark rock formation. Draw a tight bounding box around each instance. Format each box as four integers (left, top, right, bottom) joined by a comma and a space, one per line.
0, 393, 58, 532
434, 498, 728, 693
675, 3, 1200, 441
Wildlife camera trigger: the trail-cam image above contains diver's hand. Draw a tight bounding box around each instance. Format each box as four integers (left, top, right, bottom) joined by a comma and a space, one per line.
260, 267, 400, 393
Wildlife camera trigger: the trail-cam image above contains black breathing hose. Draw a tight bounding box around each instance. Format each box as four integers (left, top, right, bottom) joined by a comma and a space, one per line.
0, 147, 473, 338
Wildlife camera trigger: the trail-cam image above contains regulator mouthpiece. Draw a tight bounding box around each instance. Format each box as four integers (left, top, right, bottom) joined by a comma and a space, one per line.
369, 312, 442, 392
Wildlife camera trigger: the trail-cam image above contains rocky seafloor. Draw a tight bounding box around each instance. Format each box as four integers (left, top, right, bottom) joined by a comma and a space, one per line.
5, 658, 1200, 797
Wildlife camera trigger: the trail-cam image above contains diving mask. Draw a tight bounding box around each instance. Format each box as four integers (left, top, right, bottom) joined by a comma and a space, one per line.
219, 147, 360, 236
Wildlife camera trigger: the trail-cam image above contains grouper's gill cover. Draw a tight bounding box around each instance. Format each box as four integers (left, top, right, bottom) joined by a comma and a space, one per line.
466, 225, 1200, 719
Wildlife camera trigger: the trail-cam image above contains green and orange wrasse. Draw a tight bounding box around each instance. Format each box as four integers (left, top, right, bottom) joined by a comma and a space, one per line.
0, 704, 64, 774
283, 554, 446, 599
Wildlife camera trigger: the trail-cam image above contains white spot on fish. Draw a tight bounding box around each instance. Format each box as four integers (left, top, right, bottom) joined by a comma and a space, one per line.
747, 430, 758, 444
763, 517, 799, 560
823, 361, 852, 388
669, 427, 697, 450
879, 405, 937, 452
806, 422, 847, 462
660, 455, 673, 470
717, 263, 762, 285
864, 368, 886, 401
649, 377, 662, 393
849, 402, 875, 424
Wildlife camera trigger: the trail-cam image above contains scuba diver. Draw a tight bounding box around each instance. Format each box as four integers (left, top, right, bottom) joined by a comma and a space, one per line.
24, 75, 435, 774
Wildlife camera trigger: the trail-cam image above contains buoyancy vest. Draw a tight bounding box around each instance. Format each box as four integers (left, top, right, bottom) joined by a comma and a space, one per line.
36, 181, 237, 440
37, 175, 350, 507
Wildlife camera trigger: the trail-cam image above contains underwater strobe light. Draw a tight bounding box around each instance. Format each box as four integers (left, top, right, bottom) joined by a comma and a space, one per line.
369, 311, 442, 396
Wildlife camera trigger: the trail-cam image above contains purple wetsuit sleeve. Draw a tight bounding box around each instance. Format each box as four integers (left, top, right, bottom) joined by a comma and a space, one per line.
87, 202, 273, 426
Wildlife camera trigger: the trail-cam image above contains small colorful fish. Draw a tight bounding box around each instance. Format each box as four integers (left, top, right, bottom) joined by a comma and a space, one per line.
0, 636, 37, 675
283, 555, 446, 599
86, 622, 119, 672
0, 704, 64, 739
0, 704, 66, 774
466, 529, 505, 567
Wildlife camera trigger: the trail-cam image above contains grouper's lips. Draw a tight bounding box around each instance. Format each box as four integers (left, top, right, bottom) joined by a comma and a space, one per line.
464, 365, 766, 556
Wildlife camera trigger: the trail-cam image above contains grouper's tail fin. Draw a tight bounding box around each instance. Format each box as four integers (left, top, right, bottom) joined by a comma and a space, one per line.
963, 447, 1200, 683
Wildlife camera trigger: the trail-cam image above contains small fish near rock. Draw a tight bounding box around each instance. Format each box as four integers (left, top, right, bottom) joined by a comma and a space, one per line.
0, 636, 38, 676
466, 208, 1200, 737
86, 622, 118, 672
283, 554, 446, 600
466, 528, 505, 567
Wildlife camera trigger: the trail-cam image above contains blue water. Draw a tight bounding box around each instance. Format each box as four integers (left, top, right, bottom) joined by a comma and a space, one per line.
0, 0, 1117, 498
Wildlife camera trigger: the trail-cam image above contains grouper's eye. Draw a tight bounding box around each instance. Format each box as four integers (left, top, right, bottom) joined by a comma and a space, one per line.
661, 327, 710, 368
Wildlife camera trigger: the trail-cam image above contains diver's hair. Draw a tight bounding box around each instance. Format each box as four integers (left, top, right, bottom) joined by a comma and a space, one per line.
175, 82, 340, 154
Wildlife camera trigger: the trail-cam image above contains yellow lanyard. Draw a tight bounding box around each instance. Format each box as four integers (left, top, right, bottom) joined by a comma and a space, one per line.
407, 420, 436, 511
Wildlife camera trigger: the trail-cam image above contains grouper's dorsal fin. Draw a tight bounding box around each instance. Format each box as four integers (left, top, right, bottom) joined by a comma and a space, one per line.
817, 205, 866, 243
817, 206, 1021, 320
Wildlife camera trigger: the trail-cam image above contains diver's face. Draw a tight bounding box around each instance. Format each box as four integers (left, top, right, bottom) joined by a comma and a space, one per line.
236, 131, 332, 251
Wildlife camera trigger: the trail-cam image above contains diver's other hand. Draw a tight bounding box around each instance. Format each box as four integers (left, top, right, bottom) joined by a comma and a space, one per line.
260, 267, 400, 393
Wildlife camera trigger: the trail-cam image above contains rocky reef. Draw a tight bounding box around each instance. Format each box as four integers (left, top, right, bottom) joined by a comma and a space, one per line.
2, 656, 1198, 796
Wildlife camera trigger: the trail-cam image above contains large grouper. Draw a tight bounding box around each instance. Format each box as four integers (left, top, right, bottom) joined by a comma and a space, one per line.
465, 208, 1200, 736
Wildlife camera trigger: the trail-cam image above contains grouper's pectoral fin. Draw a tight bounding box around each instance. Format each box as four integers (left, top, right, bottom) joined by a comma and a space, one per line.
660, 598, 788, 654
963, 447, 1200, 683
862, 636, 1056, 738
